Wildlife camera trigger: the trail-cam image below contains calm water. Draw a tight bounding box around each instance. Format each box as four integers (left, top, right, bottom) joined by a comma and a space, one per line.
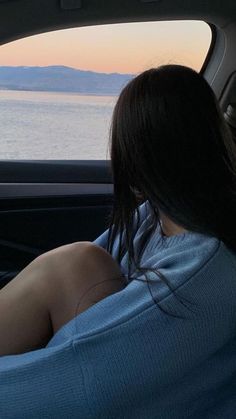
0, 90, 117, 159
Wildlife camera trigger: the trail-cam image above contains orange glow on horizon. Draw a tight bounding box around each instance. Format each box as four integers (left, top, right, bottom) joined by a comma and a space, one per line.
0, 21, 211, 74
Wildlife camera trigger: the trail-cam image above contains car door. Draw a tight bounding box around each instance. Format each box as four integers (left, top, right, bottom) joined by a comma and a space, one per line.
0, 160, 113, 289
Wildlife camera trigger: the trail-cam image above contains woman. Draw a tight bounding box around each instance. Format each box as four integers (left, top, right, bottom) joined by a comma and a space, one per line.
0, 65, 236, 418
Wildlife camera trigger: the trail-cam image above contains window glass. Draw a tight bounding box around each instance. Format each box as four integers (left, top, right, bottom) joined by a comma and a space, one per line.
0, 21, 211, 159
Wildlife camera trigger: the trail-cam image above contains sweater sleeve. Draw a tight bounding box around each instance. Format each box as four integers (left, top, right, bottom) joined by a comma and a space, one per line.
0, 341, 91, 419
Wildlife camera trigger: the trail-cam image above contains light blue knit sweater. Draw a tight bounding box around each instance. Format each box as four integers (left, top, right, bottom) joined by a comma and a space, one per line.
0, 202, 236, 418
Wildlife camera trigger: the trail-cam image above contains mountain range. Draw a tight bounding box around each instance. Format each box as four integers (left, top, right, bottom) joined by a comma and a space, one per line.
0, 65, 134, 95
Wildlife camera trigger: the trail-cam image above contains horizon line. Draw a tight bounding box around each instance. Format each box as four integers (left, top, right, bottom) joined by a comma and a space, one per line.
0, 64, 135, 76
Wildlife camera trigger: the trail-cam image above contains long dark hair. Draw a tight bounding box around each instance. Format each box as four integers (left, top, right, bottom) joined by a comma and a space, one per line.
107, 65, 236, 314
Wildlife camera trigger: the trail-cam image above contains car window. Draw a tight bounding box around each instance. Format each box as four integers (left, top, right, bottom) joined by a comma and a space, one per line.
0, 21, 212, 159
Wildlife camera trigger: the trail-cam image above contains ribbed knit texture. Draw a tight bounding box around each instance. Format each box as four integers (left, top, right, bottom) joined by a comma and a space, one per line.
0, 202, 236, 418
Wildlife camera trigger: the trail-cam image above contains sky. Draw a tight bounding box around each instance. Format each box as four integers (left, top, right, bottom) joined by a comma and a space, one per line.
0, 21, 212, 74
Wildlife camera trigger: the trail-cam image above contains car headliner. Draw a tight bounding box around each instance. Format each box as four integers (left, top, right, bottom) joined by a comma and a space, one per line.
0, 0, 235, 44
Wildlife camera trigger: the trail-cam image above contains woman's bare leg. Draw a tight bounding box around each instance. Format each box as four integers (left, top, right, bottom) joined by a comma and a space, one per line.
0, 242, 125, 356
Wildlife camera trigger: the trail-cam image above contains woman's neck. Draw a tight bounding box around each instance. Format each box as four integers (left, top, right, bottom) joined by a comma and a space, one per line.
159, 210, 187, 237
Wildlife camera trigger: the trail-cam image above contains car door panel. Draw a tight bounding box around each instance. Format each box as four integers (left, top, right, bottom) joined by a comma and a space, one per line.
0, 160, 113, 289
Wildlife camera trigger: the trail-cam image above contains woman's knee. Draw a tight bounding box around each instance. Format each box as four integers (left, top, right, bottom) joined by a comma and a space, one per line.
68, 242, 127, 305
36, 240, 122, 286
73, 241, 122, 279
39, 241, 125, 331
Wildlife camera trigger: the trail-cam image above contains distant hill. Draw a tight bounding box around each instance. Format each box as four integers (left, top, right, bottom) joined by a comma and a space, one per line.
0, 65, 134, 95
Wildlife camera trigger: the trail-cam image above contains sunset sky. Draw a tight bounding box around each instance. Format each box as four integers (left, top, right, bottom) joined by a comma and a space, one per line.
0, 21, 211, 74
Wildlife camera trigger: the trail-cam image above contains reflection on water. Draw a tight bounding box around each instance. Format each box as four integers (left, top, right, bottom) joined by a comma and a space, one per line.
0, 90, 117, 159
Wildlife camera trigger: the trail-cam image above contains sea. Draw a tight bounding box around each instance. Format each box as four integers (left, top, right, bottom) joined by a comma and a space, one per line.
0, 90, 117, 159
